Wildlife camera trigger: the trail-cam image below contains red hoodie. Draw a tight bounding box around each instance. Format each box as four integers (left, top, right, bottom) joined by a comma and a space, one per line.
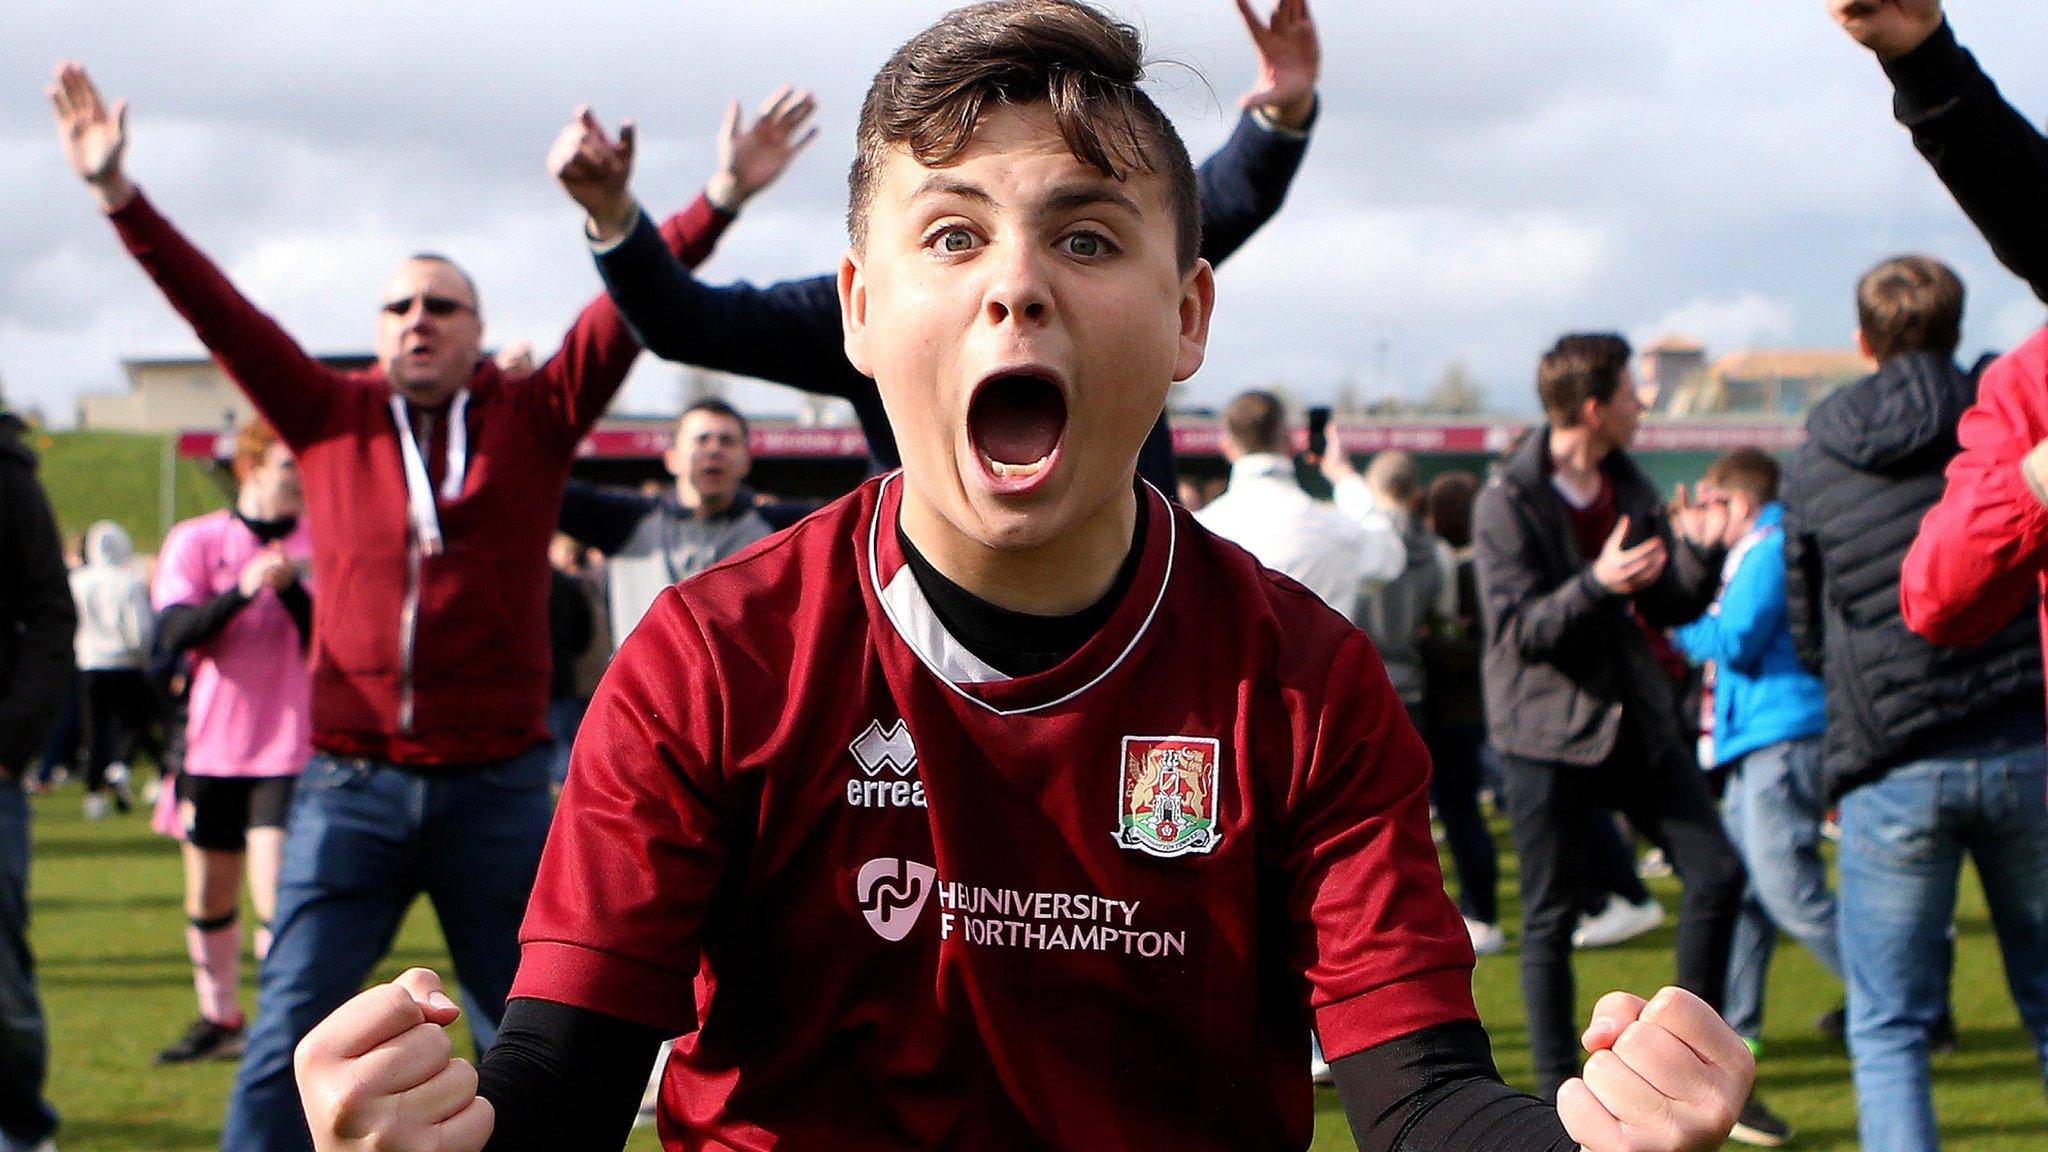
110, 193, 727, 765
1901, 325, 2048, 721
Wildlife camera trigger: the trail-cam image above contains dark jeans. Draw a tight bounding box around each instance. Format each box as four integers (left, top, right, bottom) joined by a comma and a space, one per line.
0, 780, 56, 1148
1425, 720, 1499, 925
1500, 727, 1745, 1098
221, 745, 554, 1152
1582, 807, 1652, 912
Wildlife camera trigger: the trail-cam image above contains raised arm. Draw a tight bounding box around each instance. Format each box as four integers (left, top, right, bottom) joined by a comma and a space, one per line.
1901, 352, 2048, 645
1198, 0, 1320, 265
50, 62, 342, 448
526, 101, 808, 440
1829, 2, 2048, 301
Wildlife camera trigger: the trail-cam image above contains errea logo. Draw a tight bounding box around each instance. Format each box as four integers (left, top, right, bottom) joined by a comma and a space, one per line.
847, 720, 927, 808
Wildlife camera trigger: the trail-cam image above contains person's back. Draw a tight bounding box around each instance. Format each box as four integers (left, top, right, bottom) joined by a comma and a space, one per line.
1781, 259, 2043, 801
1780, 245, 2048, 1152
1193, 390, 1389, 615
70, 521, 149, 672
1346, 451, 1439, 708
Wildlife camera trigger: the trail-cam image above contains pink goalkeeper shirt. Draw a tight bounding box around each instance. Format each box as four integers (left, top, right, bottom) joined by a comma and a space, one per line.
153, 509, 314, 778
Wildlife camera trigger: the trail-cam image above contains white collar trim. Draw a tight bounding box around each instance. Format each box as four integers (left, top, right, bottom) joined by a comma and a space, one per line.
866, 472, 1175, 717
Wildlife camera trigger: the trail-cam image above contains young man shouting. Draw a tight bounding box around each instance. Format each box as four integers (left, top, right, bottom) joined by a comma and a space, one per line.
295, 4, 1750, 1150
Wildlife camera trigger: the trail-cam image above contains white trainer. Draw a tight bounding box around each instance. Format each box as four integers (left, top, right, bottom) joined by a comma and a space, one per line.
1572, 895, 1664, 949
1464, 917, 1507, 956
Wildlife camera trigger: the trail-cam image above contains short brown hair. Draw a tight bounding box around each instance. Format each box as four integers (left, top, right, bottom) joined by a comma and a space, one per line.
678, 398, 751, 440
848, 0, 1201, 270
1857, 255, 1963, 363
1537, 333, 1633, 427
1221, 390, 1286, 455
231, 419, 284, 481
1426, 471, 1479, 549
1703, 448, 1779, 505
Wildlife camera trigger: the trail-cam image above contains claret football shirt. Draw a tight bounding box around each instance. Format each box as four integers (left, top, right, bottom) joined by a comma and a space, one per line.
514, 474, 1475, 1150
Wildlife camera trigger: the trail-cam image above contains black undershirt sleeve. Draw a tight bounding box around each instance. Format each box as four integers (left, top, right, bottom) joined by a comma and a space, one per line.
476, 998, 664, 1152
276, 581, 312, 649
155, 590, 250, 656
1332, 1020, 1577, 1152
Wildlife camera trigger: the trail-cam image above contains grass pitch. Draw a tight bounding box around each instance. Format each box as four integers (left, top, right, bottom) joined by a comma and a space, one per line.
26, 788, 2045, 1150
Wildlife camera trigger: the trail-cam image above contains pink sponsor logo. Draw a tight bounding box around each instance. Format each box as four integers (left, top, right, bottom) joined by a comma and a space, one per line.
856, 858, 937, 942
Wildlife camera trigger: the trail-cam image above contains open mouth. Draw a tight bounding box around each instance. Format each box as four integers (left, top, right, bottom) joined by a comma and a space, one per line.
968, 371, 1068, 486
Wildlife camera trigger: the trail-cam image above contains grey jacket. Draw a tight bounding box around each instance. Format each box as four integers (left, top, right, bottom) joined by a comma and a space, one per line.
1474, 431, 1722, 766
1353, 508, 1442, 708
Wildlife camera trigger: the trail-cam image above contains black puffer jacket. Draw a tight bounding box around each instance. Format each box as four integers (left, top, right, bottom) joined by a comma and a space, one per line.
1783, 352, 2043, 800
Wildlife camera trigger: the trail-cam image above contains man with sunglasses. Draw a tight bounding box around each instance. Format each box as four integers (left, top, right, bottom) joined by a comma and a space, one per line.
48, 63, 806, 1152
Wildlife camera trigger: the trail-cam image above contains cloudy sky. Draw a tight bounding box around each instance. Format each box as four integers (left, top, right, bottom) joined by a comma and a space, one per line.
5, 0, 2044, 423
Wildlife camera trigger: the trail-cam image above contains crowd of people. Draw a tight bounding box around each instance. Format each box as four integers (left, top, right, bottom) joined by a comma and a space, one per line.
0, 0, 2040, 1150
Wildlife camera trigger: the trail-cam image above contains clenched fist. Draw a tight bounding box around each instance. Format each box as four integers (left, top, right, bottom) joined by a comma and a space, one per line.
296, 967, 495, 1152
1560, 987, 1754, 1152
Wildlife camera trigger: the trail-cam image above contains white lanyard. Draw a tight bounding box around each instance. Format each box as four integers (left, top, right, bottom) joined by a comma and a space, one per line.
388, 390, 470, 556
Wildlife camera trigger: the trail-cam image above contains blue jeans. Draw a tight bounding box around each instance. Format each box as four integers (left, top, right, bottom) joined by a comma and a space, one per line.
1720, 736, 1841, 1040
0, 781, 55, 1150
1839, 746, 2048, 1152
221, 745, 554, 1152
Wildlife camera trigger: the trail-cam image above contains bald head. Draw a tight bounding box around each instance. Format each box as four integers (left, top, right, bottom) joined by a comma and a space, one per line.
375, 254, 484, 405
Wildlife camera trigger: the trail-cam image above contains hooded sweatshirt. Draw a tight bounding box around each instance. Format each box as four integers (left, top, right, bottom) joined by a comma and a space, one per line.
70, 520, 152, 672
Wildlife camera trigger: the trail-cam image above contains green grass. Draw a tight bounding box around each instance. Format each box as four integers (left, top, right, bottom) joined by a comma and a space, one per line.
26, 788, 2044, 1150
33, 430, 228, 555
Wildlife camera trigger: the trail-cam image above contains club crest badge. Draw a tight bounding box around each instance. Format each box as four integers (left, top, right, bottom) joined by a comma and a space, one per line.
1115, 736, 1223, 858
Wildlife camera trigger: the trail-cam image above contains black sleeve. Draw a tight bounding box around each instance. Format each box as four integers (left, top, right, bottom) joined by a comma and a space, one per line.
594, 216, 863, 403
155, 590, 251, 657
0, 454, 77, 772
1885, 21, 2048, 302
276, 581, 312, 648
1194, 104, 1315, 267
1333, 1020, 1576, 1152
559, 480, 660, 556
756, 500, 820, 533
477, 997, 665, 1152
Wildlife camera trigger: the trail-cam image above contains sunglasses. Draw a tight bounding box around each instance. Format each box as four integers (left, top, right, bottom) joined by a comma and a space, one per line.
380, 293, 472, 318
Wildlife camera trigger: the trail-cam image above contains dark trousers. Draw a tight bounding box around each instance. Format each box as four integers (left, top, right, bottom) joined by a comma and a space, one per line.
1501, 725, 1745, 1098
1581, 807, 1651, 912
0, 780, 56, 1147
80, 668, 152, 792
1425, 720, 1499, 925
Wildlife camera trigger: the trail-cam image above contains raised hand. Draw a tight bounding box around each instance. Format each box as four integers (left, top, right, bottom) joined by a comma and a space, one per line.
493, 339, 537, 379
47, 60, 136, 212
1560, 988, 1754, 1152
1827, 0, 1943, 61
707, 85, 821, 213
296, 967, 493, 1152
1670, 484, 1730, 550
1233, 0, 1320, 130
549, 105, 638, 243
1590, 515, 1668, 595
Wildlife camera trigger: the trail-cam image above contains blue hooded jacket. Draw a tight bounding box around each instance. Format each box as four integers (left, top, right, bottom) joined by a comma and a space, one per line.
1674, 503, 1827, 766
